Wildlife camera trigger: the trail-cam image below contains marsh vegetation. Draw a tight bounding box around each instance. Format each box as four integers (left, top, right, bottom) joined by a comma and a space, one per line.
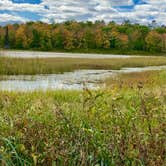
0, 56, 166, 75
0, 53, 166, 165
0, 69, 166, 165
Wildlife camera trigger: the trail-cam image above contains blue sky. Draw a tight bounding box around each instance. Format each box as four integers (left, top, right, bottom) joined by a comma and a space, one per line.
0, 0, 165, 25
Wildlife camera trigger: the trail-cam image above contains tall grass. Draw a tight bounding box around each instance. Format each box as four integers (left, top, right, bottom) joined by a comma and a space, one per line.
105, 70, 166, 89
0, 56, 166, 75
0, 70, 165, 165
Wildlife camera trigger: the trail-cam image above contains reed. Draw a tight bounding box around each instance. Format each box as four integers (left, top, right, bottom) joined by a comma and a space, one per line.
0, 56, 166, 75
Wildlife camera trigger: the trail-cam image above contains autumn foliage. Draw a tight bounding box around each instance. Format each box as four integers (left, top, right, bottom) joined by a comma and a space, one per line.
0, 21, 166, 52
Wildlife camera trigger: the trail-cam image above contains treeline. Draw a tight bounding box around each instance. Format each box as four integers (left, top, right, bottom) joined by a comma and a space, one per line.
0, 21, 166, 52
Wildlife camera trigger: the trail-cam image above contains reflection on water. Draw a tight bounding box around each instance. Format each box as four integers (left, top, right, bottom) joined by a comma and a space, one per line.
0, 66, 166, 91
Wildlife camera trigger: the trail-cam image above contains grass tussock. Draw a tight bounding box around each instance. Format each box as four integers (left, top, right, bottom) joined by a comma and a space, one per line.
0, 56, 166, 75
0, 71, 166, 165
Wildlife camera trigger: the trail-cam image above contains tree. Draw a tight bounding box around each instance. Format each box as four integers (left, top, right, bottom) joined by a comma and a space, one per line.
116, 33, 129, 50
15, 25, 33, 49
63, 29, 74, 50
94, 28, 104, 48
128, 29, 144, 50
110, 30, 119, 48
161, 33, 166, 52
52, 27, 64, 49
0, 21, 164, 53
145, 31, 162, 52
73, 30, 87, 49
8, 24, 18, 48
15, 25, 27, 48
0, 27, 5, 48
40, 32, 52, 51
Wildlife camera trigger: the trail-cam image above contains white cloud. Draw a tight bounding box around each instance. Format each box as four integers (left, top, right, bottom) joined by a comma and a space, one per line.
0, 0, 44, 12
0, 13, 29, 23
0, 0, 165, 25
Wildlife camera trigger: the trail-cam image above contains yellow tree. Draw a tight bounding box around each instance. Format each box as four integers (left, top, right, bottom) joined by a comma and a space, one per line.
145, 31, 162, 52
63, 29, 74, 50
110, 29, 129, 50
94, 28, 104, 48
15, 25, 33, 48
103, 27, 112, 49
117, 33, 129, 50
74, 30, 87, 49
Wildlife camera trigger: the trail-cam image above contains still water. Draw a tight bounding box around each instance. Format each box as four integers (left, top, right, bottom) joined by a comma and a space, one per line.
0, 65, 165, 92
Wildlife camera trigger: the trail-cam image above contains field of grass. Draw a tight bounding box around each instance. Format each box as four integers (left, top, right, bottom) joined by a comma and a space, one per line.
0, 56, 166, 75
0, 70, 165, 165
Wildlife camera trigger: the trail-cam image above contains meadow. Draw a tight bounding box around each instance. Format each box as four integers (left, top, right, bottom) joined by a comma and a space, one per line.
0, 56, 166, 75
0, 70, 165, 165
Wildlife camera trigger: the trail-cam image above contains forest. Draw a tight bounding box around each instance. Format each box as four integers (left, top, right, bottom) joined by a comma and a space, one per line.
0, 21, 166, 53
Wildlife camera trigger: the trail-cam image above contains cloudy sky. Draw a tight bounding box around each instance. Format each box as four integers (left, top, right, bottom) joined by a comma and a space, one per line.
0, 0, 166, 25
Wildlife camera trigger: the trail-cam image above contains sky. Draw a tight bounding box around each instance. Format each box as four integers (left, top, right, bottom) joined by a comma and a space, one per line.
0, 0, 166, 25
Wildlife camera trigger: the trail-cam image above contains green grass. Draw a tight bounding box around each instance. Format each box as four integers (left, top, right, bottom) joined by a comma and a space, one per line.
0, 71, 166, 165
0, 56, 166, 75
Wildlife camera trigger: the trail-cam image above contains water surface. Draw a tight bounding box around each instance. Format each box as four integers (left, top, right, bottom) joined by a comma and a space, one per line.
0, 65, 165, 91
1, 50, 144, 59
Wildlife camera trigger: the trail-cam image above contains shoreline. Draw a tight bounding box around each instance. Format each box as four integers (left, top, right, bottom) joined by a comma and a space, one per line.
0, 49, 165, 58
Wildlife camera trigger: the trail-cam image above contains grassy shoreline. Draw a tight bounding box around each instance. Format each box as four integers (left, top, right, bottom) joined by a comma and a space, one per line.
105, 70, 166, 88
1, 56, 166, 75
0, 71, 165, 165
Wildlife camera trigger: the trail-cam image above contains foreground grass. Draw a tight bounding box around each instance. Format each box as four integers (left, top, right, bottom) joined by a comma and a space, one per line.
0, 56, 166, 75
0, 71, 166, 165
